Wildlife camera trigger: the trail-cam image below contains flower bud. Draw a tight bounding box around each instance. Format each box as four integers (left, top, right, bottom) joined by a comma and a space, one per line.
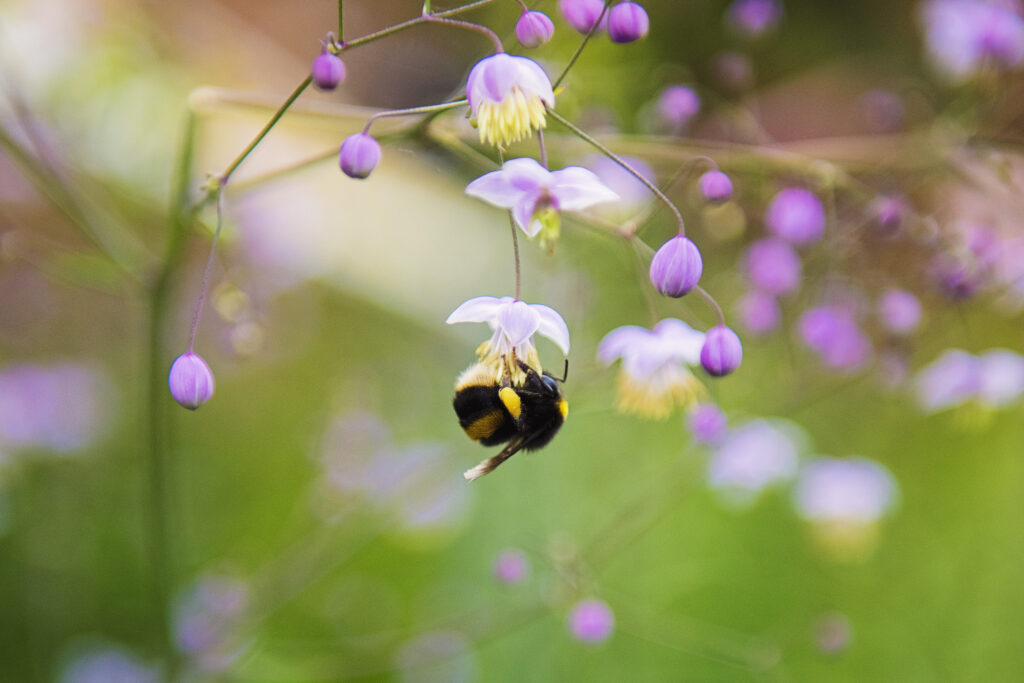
744, 238, 801, 295
311, 52, 346, 91
559, 0, 606, 34
568, 599, 614, 643
168, 352, 215, 410
339, 133, 381, 179
649, 235, 703, 297
765, 188, 826, 245
700, 326, 743, 377
698, 170, 733, 202
657, 85, 700, 128
516, 11, 555, 48
878, 289, 921, 335
608, 2, 649, 43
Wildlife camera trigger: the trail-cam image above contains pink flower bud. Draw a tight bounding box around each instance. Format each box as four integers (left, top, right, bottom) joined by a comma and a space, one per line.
311, 52, 346, 91
765, 188, 826, 245
698, 170, 733, 202
168, 353, 214, 410
649, 235, 703, 297
700, 326, 743, 377
568, 599, 614, 643
559, 0, 606, 34
608, 2, 649, 43
339, 133, 381, 179
516, 11, 555, 48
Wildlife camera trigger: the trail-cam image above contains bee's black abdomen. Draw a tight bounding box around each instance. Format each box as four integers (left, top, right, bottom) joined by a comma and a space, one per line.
453, 385, 516, 446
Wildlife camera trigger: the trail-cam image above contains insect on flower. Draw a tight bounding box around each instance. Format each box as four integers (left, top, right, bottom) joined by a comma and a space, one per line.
447, 296, 570, 480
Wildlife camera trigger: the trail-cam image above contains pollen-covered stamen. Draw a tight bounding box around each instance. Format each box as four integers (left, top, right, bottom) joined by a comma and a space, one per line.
474, 89, 549, 146
466, 53, 555, 149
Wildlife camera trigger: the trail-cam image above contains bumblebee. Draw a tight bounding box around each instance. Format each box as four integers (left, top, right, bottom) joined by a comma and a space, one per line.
454, 357, 568, 480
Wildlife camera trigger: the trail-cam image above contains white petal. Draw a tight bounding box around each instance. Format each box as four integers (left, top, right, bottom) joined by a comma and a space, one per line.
446, 296, 505, 324
512, 195, 540, 235
549, 166, 620, 211
497, 300, 541, 347
596, 325, 652, 364
532, 304, 571, 354
513, 56, 556, 107
654, 318, 706, 365
466, 170, 526, 209
501, 157, 554, 189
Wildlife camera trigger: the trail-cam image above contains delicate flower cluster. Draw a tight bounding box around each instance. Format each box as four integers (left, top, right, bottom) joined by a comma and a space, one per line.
467, 53, 555, 148
921, 0, 1024, 81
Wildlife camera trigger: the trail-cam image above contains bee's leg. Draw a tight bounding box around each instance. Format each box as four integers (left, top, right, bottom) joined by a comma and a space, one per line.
514, 357, 545, 391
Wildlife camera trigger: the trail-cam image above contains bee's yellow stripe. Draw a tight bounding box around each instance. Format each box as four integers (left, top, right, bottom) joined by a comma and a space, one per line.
498, 387, 522, 419
463, 411, 505, 441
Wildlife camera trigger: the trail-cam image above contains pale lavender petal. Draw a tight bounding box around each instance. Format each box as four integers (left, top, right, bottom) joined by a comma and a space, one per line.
446, 296, 505, 325
512, 56, 555, 106
513, 195, 542, 235
497, 300, 541, 347
793, 457, 898, 524
466, 171, 529, 210
502, 157, 555, 190
977, 349, 1024, 407
548, 166, 619, 211
597, 325, 652, 364
532, 304, 571, 354
653, 318, 706, 365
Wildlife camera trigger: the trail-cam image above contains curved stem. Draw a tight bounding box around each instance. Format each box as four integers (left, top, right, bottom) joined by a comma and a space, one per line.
186, 184, 226, 352
547, 108, 687, 236
424, 15, 504, 53
340, 0, 498, 50
362, 99, 468, 135
553, 0, 612, 90
694, 285, 726, 327
537, 127, 548, 169
509, 214, 522, 300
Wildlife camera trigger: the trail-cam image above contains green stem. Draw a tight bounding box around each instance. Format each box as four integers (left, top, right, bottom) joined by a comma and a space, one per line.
362, 99, 468, 135
341, 0, 497, 50
694, 285, 726, 327
547, 108, 687, 236
553, 0, 612, 90
424, 15, 504, 52
338, 0, 344, 40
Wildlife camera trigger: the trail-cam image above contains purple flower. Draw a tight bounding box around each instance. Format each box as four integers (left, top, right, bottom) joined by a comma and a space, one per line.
311, 52, 346, 91
930, 253, 981, 300
978, 348, 1024, 407
174, 573, 250, 671
738, 290, 781, 335
657, 85, 701, 129
559, 0, 607, 33
701, 326, 743, 377
649, 235, 703, 297
465, 158, 618, 238
794, 457, 897, 524
878, 289, 922, 335
338, 133, 381, 179
698, 170, 733, 202
798, 307, 872, 372
608, 2, 649, 43
168, 352, 214, 410
516, 11, 556, 47
568, 599, 614, 643
59, 646, 159, 683
868, 195, 910, 237
728, 0, 783, 38
922, 0, 1024, 81
466, 53, 554, 147
914, 349, 982, 412
493, 549, 530, 583
744, 238, 801, 295
688, 403, 728, 444
708, 419, 802, 505
597, 318, 706, 419
765, 188, 826, 244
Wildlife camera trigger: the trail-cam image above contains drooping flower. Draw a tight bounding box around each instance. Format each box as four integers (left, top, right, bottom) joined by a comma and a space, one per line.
516, 11, 556, 47
608, 2, 650, 43
765, 188, 826, 244
597, 318, 706, 419
700, 326, 743, 377
168, 352, 215, 410
447, 295, 570, 382
466, 54, 555, 147
339, 133, 381, 179
465, 158, 618, 243
567, 599, 615, 643
311, 52, 346, 91
649, 235, 702, 297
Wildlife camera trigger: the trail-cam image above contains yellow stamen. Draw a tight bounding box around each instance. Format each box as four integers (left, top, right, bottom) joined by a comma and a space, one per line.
475, 89, 548, 148
614, 369, 705, 420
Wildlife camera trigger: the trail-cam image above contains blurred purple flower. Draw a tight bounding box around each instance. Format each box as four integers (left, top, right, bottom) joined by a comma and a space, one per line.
466, 53, 554, 147
700, 326, 743, 377
799, 307, 872, 372
868, 195, 910, 237
608, 2, 650, 43
922, 0, 1024, 81
568, 599, 615, 643
699, 170, 733, 202
930, 252, 982, 300
738, 289, 781, 335
339, 133, 381, 179
59, 645, 159, 683
466, 158, 617, 237
708, 419, 802, 505
174, 573, 250, 672
878, 289, 922, 335
977, 348, 1024, 407
311, 52, 346, 91
516, 11, 556, 47
765, 188, 826, 245
728, 0, 783, 38
649, 235, 703, 297
914, 349, 982, 412
688, 403, 728, 444
559, 0, 607, 33
168, 352, 215, 410
597, 318, 706, 419
657, 85, 701, 129
793, 457, 897, 524
493, 548, 530, 584
744, 238, 802, 296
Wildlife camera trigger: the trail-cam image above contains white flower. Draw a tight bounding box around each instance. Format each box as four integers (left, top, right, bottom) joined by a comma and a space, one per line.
793, 457, 898, 525
466, 53, 555, 147
708, 419, 803, 506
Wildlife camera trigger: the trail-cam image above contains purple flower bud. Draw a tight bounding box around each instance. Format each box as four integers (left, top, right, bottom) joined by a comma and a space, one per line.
688, 403, 728, 444
701, 326, 743, 377
738, 289, 781, 335
559, 0, 606, 33
168, 352, 214, 410
765, 188, 826, 245
878, 289, 922, 335
493, 549, 530, 584
339, 133, 381, 180
516, 11, 555, 48
311, 52, 346, 91
568, 599, 614, 643
727, 0, 783, 38
744, 238, 801, 295
649, 235, 703, 297
699, 170, 733, 202
657, 85, 701, 128
930, 253, 980, 300
608, 2, 649, 43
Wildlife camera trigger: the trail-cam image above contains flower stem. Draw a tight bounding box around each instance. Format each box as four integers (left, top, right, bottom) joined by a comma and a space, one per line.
547, 108, 687, 236
362, 99, 468, 135
341, 0, 498, 50
186, 183, 226, 353
553, 0, 612, 90
337, 0, 344, 40
424, 15, 505, 53
537, 127, 548, 169
509, 213, 522, 300
694, 285, 726, 327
